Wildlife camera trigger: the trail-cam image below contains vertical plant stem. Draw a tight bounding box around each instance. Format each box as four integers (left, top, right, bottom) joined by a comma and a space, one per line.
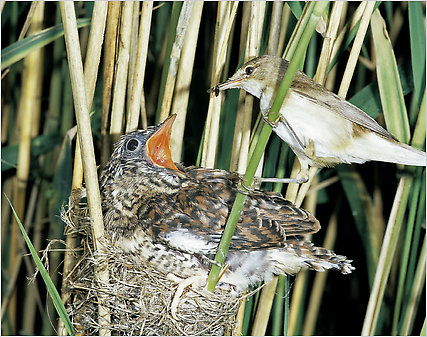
170, 1, 203, 161
337, 1, 374, 98
399, 234, 426, 335
125, 3, 140, 118
154, 2, 182, 122
238, 2, 265, 174
9, 3, 45, 332
267, 2, 283, 55
83, 2, 108, 109
229, 2, 250, 172
60, 2, 110, 335
251, 278, 278, 336
232, 2, 265, 174
202, 1, 239, 168
109, 1, 134, 139
361, 176, 413, 335
126, 2, 153, 133
391, 171, 422, 334
314, 1, 343, 83
58, 3, 108, 335
21, 3, 45, 333
302, 209, 339, 335
159, 0, 193, 122
100, 1, 120, 165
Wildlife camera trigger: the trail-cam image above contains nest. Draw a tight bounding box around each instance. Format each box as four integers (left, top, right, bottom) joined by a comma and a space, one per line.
60, 188, 244, 336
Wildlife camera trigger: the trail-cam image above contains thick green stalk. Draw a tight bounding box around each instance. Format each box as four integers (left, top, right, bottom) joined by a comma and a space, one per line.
399, 234, 426, 335
271, 274, 286, 335
206, 0, 328, 292
391, 170, 422, 335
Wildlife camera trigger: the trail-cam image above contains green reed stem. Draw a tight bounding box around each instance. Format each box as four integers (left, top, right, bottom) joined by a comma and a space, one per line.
206, 1, 329, 292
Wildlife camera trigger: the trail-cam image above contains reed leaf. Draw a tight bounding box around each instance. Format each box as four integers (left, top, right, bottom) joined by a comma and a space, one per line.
408, 1, 426, 123
6, 197, 74, 336
1, 18, 90, 70
371, 8, 410, 142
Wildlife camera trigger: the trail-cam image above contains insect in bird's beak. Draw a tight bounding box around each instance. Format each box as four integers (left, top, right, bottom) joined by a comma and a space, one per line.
207, 85, 220, 97
146, 114, 181, 172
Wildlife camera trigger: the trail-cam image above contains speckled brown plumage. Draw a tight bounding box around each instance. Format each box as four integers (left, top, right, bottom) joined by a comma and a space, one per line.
100, 115, 354, 294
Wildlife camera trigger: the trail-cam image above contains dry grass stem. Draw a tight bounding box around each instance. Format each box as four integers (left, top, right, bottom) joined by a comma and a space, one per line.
277, 4, 290, 57
159, 1, 193, 122
267, 2, 283, 55
2, 2, 423, 335
314, 1, 344, 83
303, 210, 339, 335
17, 2, 38, 41
101, 2, 120, 137
61, 2, 110, 334
170, 1, 204, 161
338, 1, 375, 99
126, 2, 153, 133
202, 2, 238, 168
330, 2, 366, 65
9, 4, 45, 331
125, 4, 140, 119
251, 277, 279, 336
109, 2, 134, 138
83, 2, 108, 109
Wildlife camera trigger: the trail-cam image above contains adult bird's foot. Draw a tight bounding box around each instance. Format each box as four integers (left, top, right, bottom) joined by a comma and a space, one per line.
253, 176, 308, 185
262, 109, 279, 128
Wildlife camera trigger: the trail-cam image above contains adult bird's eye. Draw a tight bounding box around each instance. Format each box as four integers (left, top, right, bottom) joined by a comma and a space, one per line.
126, 139, 139, 151
245, 66, 254, 75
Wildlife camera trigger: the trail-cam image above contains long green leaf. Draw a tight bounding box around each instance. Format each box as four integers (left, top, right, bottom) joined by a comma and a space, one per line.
1, 133, 62, 172
349, 63, 414, 120
420, 319, 426, 336
371, 8, 410, 142
6, 197, 74, 336
338, 166, 378, 285
399, 234, 426, 335
408, 1, 426, 110
391, 168, 422, 334
1, 18, 90, 70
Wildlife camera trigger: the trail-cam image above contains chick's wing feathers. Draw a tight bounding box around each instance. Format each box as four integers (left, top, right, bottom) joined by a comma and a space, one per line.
145, 168, 319, 254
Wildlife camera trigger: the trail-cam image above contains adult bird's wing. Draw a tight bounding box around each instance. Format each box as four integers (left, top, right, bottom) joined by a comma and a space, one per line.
291, 71, 396, 140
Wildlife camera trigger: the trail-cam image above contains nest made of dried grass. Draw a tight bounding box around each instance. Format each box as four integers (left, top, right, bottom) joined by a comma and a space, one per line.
60, 189, 244, 336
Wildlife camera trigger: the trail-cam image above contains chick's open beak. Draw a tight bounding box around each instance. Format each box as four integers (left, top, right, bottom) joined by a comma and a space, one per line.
146, 114, 180, 172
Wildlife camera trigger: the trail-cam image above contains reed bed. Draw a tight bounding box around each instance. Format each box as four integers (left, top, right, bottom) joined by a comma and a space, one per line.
1, 2, 425, 335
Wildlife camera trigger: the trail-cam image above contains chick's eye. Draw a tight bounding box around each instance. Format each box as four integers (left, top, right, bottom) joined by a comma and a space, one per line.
245, 66, 254, 75
126, 139, 139, 151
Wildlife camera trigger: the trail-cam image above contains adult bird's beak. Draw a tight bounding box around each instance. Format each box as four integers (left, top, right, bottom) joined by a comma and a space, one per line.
146, 114, 180, 172
207, 74, 244, 97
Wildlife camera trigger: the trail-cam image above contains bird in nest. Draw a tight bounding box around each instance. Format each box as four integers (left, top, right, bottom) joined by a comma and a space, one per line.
100, 114, 354, 318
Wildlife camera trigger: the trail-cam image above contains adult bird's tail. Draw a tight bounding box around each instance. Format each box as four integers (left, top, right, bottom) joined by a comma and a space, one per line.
347, 132, 426, 167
